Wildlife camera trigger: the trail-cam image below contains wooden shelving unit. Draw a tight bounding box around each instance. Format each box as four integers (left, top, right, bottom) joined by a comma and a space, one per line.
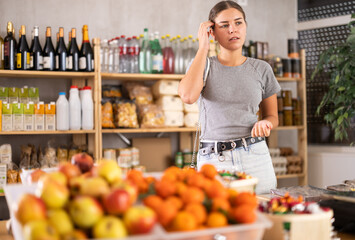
102, 127, 196, 134
0, 130, 96, 135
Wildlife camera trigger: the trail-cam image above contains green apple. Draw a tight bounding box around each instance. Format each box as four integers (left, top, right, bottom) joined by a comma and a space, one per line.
15, 194, 46, 225
36, 178, 69, 209
47, 209, 73, 236
23, 220, 59, 240
92, 216, 127, 238
69, 196, 104, 228
97, 160, 122, 184
79, 177, 110, 198
123, 205, 157, 234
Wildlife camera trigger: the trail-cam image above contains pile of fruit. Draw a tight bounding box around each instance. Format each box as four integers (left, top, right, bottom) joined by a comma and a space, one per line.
14, 153, 157, 240
139, 164, 259, 232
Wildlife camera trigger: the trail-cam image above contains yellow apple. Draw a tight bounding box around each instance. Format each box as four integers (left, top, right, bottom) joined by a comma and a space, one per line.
14, 194, 46, 225
39, 171, 68, 186
79, 177, 110, 198
62, 229, 87, 240
92, 216, 127, 238
123, 205, 157, 234
47, 209, 73, 236
36, 178, 69, 209
69, 196, 104, 228
23, 220, 59, 240
97, 160, 122, 184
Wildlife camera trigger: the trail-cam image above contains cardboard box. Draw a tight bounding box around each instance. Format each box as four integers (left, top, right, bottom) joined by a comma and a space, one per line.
152, 80, 179, 98
45, 102, 56, 131
132, 138, 171, 172
0, 164, 6, 194
163, 110, 184, 127
34, 102, 44, 131
0, 87, 8, 103
8, 87, 18, 103
156, 96, 183, 111
19, 86, 29, 104
29, 87, 39, 104
24, 102, 35, 131
2, 102, 12, 131
12, 102, 24, 131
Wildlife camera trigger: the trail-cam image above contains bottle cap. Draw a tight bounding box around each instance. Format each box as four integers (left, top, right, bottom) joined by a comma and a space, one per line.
83, 86, 91, 90
70, 86, 78, 89
59, 92, 66, 95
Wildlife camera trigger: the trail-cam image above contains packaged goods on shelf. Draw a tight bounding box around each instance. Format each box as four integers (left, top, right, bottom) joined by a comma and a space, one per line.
288, 39, 300, 59
19, 86, 29, 104
113, 100, 139, 128
45, 102, 56, 131
23, 102, 34, 131
2, 102, 12, 131
8, 87, 18, 103
56, 92, 69, 131
101, 100, 115, 128
152, 80, 179, 97
0, 164, 6, 193
279, 147, 293, 156
0, 87, 8, 103
282, 58, 292, 78
57, 146, 68, 162
163, 110, 184, 127
117, 148, 132, 172
102, 85, 122, 98
34, 101, 45, 131
269, 148, 281, 158
271, 157, 287, 175
126, 84, 153, 105
156, 95, 183, 111
131, 147, 139, 167
12, 102, 24, 131
29, 87, 39, 103
184, 112, 199, 127
183, 102, 199, 113
6, 163, 19, 184
103, 148, 116, 161
286, 155, 303, 174
81, 86, 94, 130
0, 144, 12, 165
138, 104, 165, 128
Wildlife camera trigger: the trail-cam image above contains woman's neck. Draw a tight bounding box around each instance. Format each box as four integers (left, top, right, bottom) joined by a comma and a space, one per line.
217, 48, 246, 66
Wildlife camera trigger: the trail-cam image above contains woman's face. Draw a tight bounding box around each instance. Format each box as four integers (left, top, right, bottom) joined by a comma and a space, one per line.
211, 8, 247, 51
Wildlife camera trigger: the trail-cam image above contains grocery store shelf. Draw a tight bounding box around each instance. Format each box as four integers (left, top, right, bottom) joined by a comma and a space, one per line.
101, 72, 185, 81
276, 77, 303, 82
274, 126, 305, 130
0, 70, 95, 79
277, 173, 305, 179
0, 130, 96, 135
0, 193, 4, 197
102, 127, 197, 133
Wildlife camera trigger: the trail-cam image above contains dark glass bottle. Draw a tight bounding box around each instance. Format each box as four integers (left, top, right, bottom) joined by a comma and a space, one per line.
4, 22, 17, 70
79, 25, 94, 72
17, 25, 30, 70
43, 27, 56, 71
55, 27, 67, 71
30, 26, 43, 70
68, 28, 79, 71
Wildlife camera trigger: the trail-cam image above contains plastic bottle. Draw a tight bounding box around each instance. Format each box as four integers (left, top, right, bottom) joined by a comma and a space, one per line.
69, 86, 81, 130
152, 31, 163, 73
126, 37, 132, 73
139, 28, 152, 73
100, 39, 109, 72
163, 35, 175, 74
81, 86, 93, 130
112, 38, 120, 73
174, 35, 184, 74
118, 35, 128, 73
56, 92, 69, 130
131, 36, 140, 73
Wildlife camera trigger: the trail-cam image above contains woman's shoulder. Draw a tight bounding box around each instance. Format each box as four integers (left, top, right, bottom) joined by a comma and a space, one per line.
246, 58, 271, 69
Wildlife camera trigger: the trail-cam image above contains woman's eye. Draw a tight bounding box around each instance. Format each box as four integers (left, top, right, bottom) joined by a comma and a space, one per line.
235, 21, 242, 25
221, 24, 229, 28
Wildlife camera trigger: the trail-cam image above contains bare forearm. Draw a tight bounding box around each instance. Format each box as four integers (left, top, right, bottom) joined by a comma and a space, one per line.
262, 115, 279, 129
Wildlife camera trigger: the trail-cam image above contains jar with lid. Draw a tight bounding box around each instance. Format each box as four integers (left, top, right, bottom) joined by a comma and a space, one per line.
273, 57, 283, 77
282, 88, 292, 107
283, 106, 293, 126
282, 58, 292, 78
175, 152, 183, 168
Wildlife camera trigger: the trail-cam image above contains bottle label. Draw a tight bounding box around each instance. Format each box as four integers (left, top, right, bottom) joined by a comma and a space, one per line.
92, 59, 94, 70
79, 57, 86, 69
1, 44, 4, 60
17, 53, 21, 68
68, 56, 73, 70
55, 55, 59, 69
38, 55, 43, 70
43, 56, 51, 69
30, 55, 33, 68
152, 54, 163, 71
26, 52, 30, 68
4, 42, 9, 57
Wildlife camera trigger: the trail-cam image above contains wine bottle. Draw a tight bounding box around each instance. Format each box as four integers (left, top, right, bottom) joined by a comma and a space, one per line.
68, 31, 72, 49
79, 25, 94, 72
68, 28, 79, 71
43, 27, 55, 71
56, 27, 67, 71
4, 22, 17, 70
0, 25, 4, 69
17, 25, 30, 70
30, 26, 43, 70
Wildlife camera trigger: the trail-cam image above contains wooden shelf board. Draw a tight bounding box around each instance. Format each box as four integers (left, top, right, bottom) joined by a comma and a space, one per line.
274, 126, 305, 130
277, 173, 305, 179
0, 130, 96, 135
0, 193, 4, 197
276, 77, 303, 82
101, 73, 185, 81
102, 127, 197, 133
0, 70, 95, 79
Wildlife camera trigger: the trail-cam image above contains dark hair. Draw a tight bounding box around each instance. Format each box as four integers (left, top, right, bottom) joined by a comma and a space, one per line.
209, 1, 246, 23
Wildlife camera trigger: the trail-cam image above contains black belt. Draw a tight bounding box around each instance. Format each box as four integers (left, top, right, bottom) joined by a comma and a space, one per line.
199, 136, 265, 155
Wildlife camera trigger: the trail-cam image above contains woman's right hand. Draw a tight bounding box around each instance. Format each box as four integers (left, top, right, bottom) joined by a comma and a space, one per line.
198, 21, 215, 51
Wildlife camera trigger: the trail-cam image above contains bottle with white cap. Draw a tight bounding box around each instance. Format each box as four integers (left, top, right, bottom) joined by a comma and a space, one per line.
69, 86, 81, 130
56, 92, 69, 130
81, 86, 93, 130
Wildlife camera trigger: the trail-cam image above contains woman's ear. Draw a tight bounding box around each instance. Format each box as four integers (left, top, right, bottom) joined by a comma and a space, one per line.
209, 28, 215, 40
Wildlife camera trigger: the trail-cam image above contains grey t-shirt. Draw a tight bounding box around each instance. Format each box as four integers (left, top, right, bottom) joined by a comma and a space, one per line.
199, 56, 281, 141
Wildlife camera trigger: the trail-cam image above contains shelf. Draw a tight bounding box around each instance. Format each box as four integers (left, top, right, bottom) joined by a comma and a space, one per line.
276, 77, 303, 82
0, 70, 95, 79
277, 173, 305, 179
274, 126, 305, 130
102, 127, 197, 133
0, 193, 4, 197
101, 73, 185, 81
0, 130, 96, 135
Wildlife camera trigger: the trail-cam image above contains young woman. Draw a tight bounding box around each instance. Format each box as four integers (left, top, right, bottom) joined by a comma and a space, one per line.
178, 0, 281, 194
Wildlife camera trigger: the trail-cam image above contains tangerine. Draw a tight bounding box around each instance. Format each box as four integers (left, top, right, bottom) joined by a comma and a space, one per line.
171, 211, 198, 231
184, 203, 207, 225
211, 197, 231, 213
200, 164, 218, 179
181, 186, 205, 204
165, 196, 183, 210
230, 205, 256, 224
233, 192, 257, 208
187, 172, 206, 189
155, 179, 177, 198
156, 201, 178, 227
143, 195, 163, 211
206, 180, 229, 199
206, 212, 228, 228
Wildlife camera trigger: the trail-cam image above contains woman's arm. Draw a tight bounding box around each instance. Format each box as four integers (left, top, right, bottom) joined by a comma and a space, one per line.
251, 94, 279, 137
178, 21, 214, 104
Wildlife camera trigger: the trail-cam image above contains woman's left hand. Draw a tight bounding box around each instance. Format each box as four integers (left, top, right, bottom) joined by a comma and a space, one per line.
251, 120, 273, 137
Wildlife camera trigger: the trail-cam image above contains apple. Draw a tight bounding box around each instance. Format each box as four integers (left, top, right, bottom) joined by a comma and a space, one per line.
15, 194, 46, 225
39, 171, 68, 186
79, 177, 110, 198
69, 196, 104, 228
62, 229, 87, 240
23, 220, 59, 240
58, 162, 81, 180
29, 169, 46, 183
96, 160, 122, 184
47, 209, 74, 236
123, 206, 157, 234
112, 180, 138, 205
92, 216, 127, 239
71, 153, 94, 173
68, 176, 86, 196
36, 178, 69, 209
102, 189, 131, 215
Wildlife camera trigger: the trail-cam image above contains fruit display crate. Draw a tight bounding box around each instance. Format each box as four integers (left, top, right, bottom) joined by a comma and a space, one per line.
4, 183, 272, 240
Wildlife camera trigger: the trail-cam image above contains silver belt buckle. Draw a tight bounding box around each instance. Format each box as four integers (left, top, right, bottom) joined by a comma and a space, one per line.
230, 140, 237, 150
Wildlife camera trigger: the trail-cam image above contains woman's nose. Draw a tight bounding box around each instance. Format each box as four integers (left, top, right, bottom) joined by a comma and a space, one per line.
229, 25, 237, 33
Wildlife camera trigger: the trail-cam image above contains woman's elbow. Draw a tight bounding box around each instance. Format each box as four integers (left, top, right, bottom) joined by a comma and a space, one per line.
179, 91, 197, 104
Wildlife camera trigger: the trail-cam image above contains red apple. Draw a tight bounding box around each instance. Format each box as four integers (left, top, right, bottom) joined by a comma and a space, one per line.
71, 153, 94, 173
58, 162, 81, 180
69, 196, 104, 229
29, 169, 47, 183
15, 194, 46, 225
123, 206, 157, 234
102, 189, 131, 215
112, 180, 138, 205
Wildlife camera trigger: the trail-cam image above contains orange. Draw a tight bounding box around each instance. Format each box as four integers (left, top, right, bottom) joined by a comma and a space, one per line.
206, 180, 229, 199
143, 195, 163, 211
165, 196, 183, 210
154, 179, 177, 198
161, 173, 178, 182
206, 212, 228, 228
126, 169, 145, 184
200, 164, 218, 179
180, 167, 196, 181
145, 176, 155, 185
156, 201, 178, 227
164, 166, 182, 179
230, 205, 256, 224
202, 178, 213, 192
176, 181, 188, 197
211, 197, 231, 213
137, 180, 149, 194
181, 186, 205, 204
184, 203, 207, 225
228, 189, 238, 203
187, 172, 206, 189
171, 211, 197, 231
233, 192, 258, 208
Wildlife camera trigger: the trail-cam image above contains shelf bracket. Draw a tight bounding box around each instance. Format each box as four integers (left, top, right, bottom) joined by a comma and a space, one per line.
156, 132, 165, 138
116, 133, 131, 146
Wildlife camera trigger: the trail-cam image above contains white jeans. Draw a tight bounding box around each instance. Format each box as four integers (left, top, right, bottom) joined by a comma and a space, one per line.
197, 140, 277, 195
